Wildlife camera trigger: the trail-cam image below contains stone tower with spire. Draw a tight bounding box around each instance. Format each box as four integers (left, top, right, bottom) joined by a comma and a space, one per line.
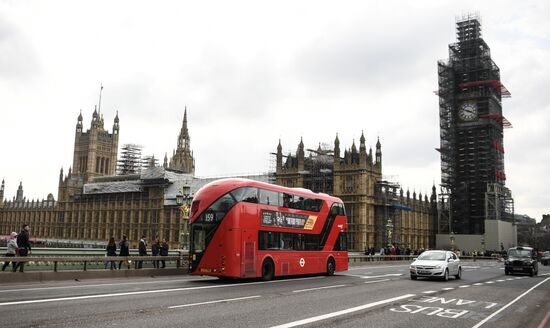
58, 107, 119, 200
168, 108, 195, 174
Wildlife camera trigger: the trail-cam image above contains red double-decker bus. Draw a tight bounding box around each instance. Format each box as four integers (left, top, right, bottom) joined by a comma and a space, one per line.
188, 178, 348, 280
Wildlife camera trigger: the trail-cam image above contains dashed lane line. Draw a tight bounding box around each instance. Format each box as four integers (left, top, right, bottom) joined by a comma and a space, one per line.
473, 283, 484, 286
422, 291, 437, 294
458, 285, 471, 288
361, 274, 403, 279
364, 279, 391, 284
168, 295, 261, 309
442, 287, 455, 291
292, 285, 347, 293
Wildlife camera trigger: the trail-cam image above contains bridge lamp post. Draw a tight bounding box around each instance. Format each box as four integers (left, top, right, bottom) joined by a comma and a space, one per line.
176, 189, 192, 251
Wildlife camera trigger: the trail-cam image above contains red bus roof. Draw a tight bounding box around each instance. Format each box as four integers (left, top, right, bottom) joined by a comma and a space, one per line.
189, 178, 343, 222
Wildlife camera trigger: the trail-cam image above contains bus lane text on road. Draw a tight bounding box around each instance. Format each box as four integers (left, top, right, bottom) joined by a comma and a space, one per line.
390, 296, 499, 320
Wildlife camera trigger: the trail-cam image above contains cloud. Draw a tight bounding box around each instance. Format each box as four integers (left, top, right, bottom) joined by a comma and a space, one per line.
0, 15, 40, 81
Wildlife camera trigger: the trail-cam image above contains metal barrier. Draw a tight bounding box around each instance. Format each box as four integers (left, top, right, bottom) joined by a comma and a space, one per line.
348, 254, 500, 262
0, 248, 502, 273
0, 255, 186, 272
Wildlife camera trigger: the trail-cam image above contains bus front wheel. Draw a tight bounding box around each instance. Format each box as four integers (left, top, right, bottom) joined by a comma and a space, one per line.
326, 257, 336, 276
261, 259, 274, 281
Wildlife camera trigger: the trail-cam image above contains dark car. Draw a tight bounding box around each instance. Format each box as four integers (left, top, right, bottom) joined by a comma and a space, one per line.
504, 246, 538, 276
541, 251, 550, 266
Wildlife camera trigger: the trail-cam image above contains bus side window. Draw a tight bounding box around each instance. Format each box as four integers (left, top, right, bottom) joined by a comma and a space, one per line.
282, 193, 292, 208
231, 187, 258, 203
259, 189, 280, 206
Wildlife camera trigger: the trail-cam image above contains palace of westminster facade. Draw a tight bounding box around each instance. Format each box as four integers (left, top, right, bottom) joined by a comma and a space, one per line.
0, 107, 436, 251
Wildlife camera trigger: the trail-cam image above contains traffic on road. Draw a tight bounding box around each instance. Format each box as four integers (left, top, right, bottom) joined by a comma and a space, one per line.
1, 260, 548, 328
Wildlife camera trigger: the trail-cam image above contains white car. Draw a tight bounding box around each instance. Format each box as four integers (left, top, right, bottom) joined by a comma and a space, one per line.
410, 250, 462, 281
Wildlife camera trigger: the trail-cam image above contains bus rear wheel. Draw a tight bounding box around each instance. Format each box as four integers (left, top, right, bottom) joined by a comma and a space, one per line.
326, 257, 336, 276
261, 259, 274, 281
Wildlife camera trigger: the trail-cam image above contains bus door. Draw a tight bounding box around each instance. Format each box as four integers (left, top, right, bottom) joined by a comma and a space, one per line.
241, 229, 257, 278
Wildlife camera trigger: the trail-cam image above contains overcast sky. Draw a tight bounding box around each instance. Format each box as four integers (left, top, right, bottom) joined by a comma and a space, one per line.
1, 1, 549, 221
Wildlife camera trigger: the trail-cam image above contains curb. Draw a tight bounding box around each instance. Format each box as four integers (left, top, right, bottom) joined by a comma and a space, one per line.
0, 268, 187, 283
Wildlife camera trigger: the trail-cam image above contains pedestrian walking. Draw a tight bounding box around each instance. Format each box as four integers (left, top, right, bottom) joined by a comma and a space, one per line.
13, 224, 31, 272
2, 232, 18, 272
118, 235, 130, 270
151, 236, 160, 269
105, 237, 117, 270
136, 235, 147, 269
159, 238, 169, 269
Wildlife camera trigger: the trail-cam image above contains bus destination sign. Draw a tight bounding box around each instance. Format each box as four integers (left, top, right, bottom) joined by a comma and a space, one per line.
260, 209, 317, 230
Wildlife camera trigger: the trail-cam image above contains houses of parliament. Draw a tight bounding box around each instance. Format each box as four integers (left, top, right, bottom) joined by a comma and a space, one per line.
0, 105, 436, 251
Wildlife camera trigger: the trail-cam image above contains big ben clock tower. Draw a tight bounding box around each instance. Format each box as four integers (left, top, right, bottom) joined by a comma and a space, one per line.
437, 14, 514, 236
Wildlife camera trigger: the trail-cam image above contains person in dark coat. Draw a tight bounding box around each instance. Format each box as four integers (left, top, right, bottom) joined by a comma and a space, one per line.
13, 224, 31, 272
105, 237, 117, 270
118, 235, 130, 270
136, 235, 147, 269
151, 236, 160, 269
159, 238, 169, 269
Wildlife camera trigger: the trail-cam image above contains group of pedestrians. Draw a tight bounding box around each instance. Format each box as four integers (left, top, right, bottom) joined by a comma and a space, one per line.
2, 227, 172, 272
2, 224, 32, 272
105, 234, 170, 270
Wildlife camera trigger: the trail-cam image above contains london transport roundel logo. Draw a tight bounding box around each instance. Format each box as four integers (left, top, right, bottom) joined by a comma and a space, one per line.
299, 258, 305, 267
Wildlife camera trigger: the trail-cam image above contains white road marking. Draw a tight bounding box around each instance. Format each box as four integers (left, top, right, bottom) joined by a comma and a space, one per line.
364, 279, 391, 284
458, 285, 471, 288
462, 266, 480, 269
486, 281, 495, 284
472, 276, 550, 328
0, 277, 212, 293
442, 287, 455, 290
0, 275, 324, 306
422, 291, 437, 294
347, 265, 410, 271
362, 274, 403, 279
168, 295, 260, 309
473, 283, 484, 286
496, 279, 505, 282
506, 278, 514, 281
344, 273, 373, 279
270, 294, 416, 328
292, 285, 346, 293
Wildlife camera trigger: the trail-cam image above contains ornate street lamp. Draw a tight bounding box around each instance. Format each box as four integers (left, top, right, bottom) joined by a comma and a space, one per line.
450, 231, 455, 251
176, 187, 193, 251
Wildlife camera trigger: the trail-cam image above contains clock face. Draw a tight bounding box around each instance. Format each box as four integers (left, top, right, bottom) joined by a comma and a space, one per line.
459, 102, 478, 121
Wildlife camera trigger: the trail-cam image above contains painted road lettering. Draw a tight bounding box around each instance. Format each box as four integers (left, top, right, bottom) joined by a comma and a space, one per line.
390, 305, 468, 319
417, 296, 498, 309
389, 296, 500, 320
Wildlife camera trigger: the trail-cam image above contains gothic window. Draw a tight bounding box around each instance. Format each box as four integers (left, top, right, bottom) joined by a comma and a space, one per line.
345, 176, 353, 193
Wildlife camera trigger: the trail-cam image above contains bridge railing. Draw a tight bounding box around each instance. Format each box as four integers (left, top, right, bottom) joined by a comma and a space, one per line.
0, 247, 188, 272
348, 254, 501, 262
0, 255, 187, 272
0, 249, 502, 272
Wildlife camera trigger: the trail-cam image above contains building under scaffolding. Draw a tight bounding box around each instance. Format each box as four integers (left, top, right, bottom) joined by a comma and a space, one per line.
274, 135, 436, 251
437, 14, 514, 235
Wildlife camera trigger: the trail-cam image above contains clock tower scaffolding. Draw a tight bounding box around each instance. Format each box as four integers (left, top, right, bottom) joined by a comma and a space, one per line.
437, 14, 514, 235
